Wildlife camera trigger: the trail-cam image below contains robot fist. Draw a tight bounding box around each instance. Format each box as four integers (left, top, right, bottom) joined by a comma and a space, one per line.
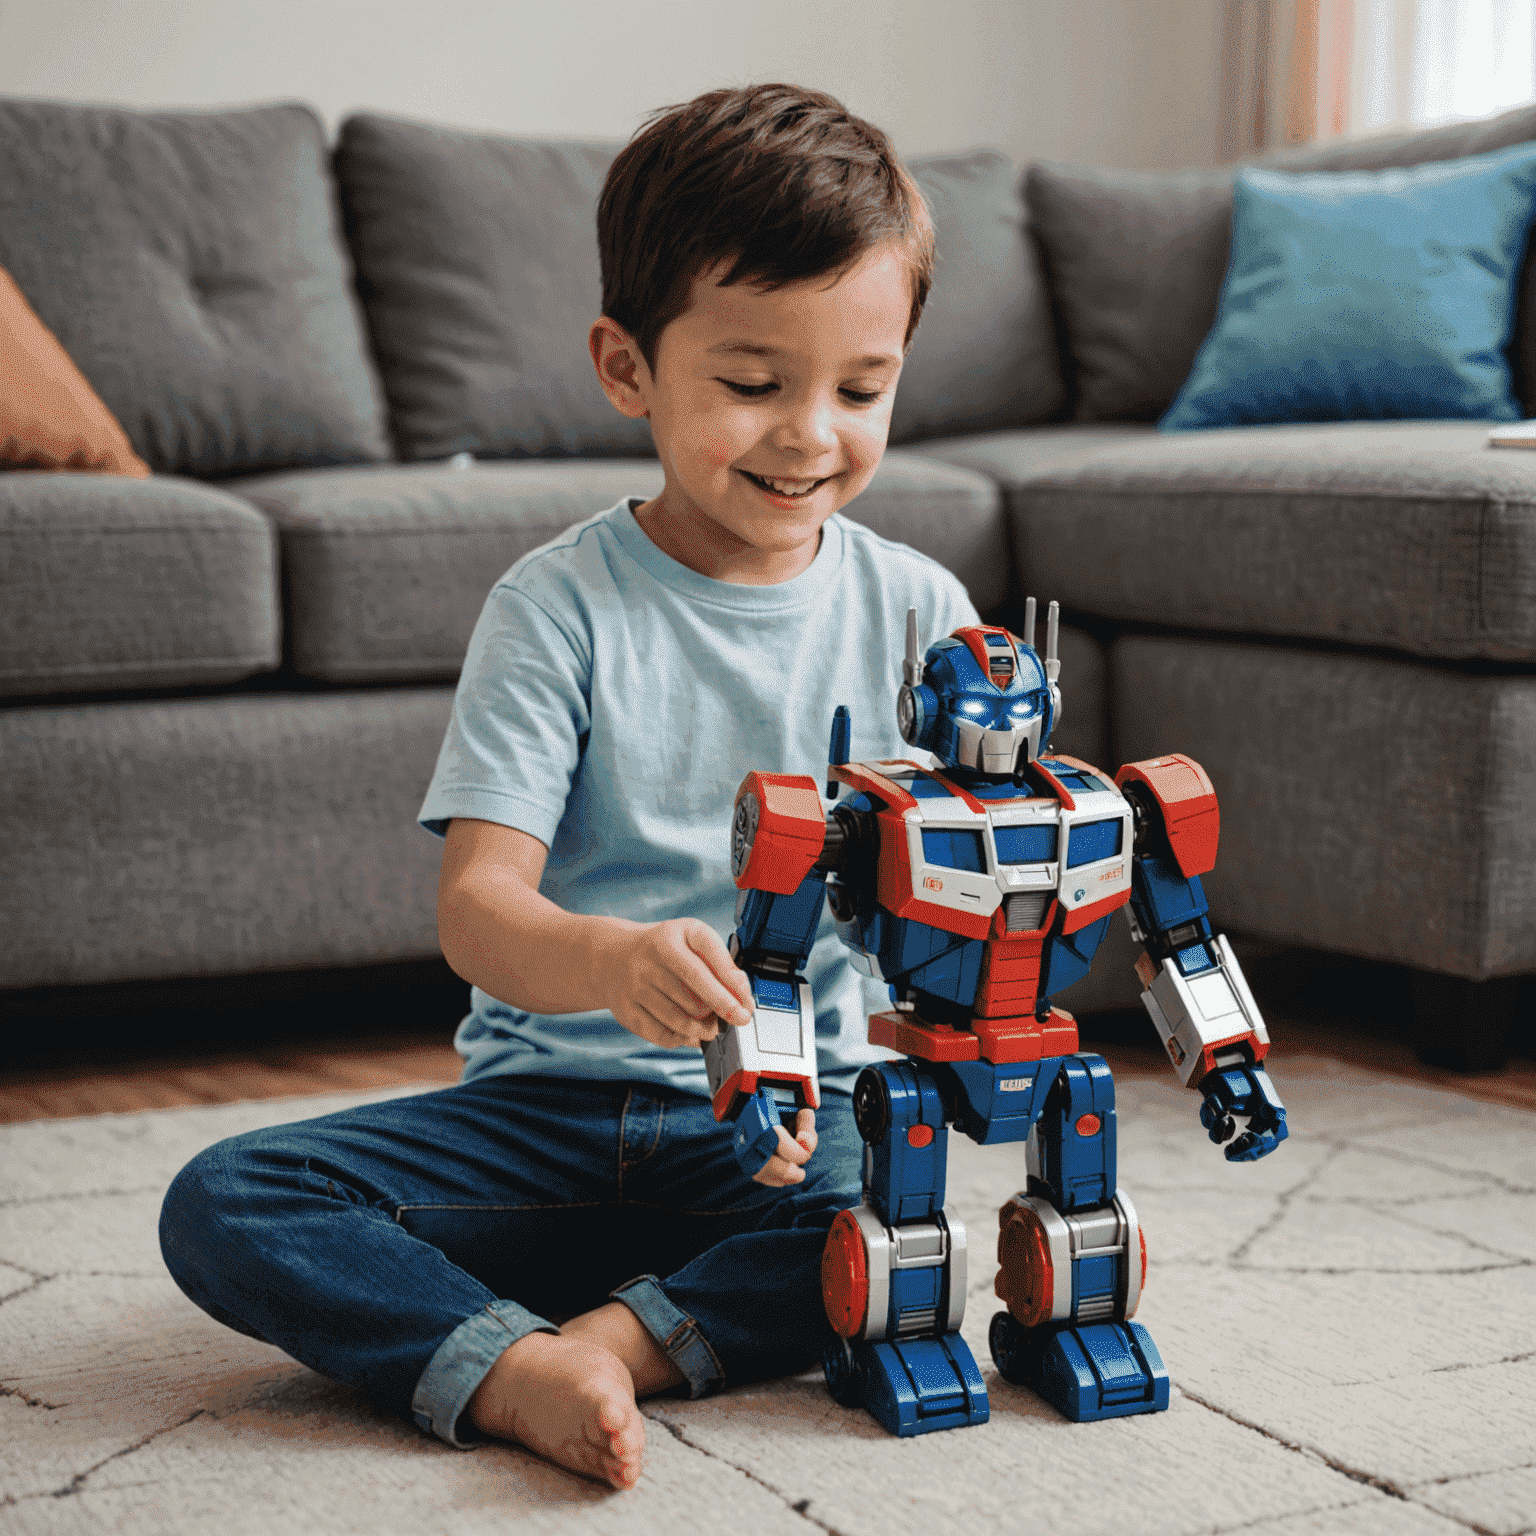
1197, 1063, 1288, 1162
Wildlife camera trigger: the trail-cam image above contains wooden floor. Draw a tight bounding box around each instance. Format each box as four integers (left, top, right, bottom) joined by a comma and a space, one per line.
2, 1012, 1533, 1123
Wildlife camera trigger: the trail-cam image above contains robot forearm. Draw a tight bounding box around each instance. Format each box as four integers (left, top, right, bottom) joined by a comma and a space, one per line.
705, 771, 830, 1170
1114, 754, 1266, 1085
1116, 754, 1286, 1159
1133, 932, 1271, 1089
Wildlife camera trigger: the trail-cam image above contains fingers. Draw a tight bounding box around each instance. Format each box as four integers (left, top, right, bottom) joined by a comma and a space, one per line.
682, 922, 755, 1022
792, 1107, 818, 1156
623, 1004, 695, 1052
610, 921, 759, 1050
752, 1121, 815, 1186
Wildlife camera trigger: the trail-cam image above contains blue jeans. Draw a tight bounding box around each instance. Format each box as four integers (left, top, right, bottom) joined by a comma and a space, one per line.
159, 1075, 862, 1446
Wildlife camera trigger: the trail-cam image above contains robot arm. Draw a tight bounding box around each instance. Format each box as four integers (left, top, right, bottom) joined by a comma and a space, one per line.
705, 771, 829, 1175
1115, 755, 1288, 1162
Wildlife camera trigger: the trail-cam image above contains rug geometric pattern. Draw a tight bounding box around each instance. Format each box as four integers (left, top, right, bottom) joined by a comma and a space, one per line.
3, 1053, 1534, 1535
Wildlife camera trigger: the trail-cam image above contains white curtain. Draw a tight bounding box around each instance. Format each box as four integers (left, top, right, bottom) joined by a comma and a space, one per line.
1220, 0, 1536, 160
1350, 0, 1536, 132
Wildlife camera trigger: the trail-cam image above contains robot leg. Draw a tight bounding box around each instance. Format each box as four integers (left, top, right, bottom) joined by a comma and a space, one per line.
989, 1052, 1170, 1422
818, 1060, 988, 1436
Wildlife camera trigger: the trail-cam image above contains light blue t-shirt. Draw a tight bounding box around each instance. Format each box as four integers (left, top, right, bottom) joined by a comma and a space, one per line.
419, 498, 980, 1098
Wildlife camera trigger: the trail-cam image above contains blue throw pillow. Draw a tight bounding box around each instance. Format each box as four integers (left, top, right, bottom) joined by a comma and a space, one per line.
1159, 142, 1536, 431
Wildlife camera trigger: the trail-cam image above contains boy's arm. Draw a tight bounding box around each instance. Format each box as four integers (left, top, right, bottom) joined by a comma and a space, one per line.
437, 817, 749, 1043
436, 819, 816, 1184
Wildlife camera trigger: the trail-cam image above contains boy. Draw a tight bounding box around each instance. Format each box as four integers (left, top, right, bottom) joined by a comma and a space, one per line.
160, 83, 979, 1491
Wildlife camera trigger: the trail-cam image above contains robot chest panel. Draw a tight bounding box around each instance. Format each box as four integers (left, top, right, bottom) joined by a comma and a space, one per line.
860, 761, 1133, 937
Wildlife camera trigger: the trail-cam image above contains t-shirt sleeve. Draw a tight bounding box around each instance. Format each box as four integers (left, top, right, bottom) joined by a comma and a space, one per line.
418, 580, 592, 844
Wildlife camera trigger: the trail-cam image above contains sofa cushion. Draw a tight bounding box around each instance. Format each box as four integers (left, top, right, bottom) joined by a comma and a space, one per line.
0, 266, 150, 476
1160, 149, 1536, 431
227, 450, 1004, 683
335, 115, 654, 462
0, 474, 280, 697
1004, 421, 1536, 663
1028, 100, 1536, 422
0, 689, 453, 988
889, 151, 1065, 444
0, 99, 390, 477
1112, 635, 1536, 978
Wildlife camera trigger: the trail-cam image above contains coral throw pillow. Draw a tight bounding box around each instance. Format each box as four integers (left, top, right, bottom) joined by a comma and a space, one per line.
0, 264, 149, 476
1160, 141, 1536, 431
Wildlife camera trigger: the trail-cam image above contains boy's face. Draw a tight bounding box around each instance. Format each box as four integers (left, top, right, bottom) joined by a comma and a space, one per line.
591, 247, 911, 584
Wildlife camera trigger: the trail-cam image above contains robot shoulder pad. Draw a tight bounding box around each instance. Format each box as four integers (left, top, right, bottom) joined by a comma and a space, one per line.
1115, 754, 1219, 878
731, 771, 826, 894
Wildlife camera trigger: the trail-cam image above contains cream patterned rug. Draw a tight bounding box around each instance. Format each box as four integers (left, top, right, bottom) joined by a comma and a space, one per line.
3, 1054, 1534, 1536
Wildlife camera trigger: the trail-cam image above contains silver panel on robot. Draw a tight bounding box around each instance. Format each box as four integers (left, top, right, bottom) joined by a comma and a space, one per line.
1142, 946, 1265, 1088
847, 1203, 968, 1342
1011, 1190, 1140, 1323
702, 979, 819, 1103
895, 779, 1134, 922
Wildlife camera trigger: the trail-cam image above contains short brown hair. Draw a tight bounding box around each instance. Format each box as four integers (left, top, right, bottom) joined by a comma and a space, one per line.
598, 83, 934, 370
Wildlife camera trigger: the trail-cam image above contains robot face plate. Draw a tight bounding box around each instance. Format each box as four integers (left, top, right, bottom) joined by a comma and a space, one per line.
950, 688, 1050, 773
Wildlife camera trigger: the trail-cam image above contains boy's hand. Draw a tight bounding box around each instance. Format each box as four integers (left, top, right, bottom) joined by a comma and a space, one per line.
753, 1109, 818, 1187
601, 918, 755, 1050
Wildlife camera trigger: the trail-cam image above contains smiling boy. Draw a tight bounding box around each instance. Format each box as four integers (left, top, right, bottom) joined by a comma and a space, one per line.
160, 84, 980, 1492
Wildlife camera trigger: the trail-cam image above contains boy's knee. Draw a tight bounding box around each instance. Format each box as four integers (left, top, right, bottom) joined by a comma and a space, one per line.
159, 1140, 238, 1279
159, 1131, 289, 1284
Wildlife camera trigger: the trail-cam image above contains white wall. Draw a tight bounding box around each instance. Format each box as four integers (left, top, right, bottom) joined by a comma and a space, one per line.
0, 0, 1225, 169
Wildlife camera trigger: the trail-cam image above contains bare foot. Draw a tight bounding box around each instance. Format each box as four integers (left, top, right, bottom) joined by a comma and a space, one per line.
562, 1301, 685, 1397
466, 1330, 645, 1490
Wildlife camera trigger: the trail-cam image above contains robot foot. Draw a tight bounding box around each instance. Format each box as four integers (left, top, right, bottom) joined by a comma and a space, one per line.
823, 1331, 989, 1437
989, 1311, 1169, 1423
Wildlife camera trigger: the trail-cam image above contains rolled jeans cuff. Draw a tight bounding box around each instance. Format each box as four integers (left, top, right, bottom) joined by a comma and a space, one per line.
610, 1274, 725, 1399
411, 1300, 558, 1448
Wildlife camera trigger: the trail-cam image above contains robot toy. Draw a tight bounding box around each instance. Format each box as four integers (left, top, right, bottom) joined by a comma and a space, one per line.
703, 601, 1288, 1436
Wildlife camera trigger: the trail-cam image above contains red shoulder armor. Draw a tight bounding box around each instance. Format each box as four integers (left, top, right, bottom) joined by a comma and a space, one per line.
731, 772, 826, 894
1115, 754, 1219, 878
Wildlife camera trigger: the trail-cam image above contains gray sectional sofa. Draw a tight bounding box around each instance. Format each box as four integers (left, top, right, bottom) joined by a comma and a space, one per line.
4, 97, 1535, 1068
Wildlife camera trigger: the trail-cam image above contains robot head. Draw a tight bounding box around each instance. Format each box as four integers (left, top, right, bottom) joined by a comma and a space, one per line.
896, 601, 1062, 775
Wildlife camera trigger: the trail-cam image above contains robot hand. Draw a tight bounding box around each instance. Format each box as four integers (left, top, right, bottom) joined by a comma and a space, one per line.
1197, 1062, 1289, 1162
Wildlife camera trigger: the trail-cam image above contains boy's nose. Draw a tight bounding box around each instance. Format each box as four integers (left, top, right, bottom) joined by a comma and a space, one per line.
770, 399, 839, 457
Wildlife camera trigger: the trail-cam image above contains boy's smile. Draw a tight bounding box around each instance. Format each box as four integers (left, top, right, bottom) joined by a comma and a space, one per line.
590, 247, 913, 584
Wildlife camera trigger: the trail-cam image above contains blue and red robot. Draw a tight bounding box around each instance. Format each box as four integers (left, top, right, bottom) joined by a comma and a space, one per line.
703, 600, 1288, 1436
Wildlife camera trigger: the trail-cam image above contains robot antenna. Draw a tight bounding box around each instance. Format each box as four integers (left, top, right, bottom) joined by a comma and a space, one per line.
904, 608, 923, 687
1045, 600, 1060, 684
1023, 596, 1036, 653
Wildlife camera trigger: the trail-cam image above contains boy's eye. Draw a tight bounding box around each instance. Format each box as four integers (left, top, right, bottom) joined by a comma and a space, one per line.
840, 387, 885, 405
720, 379, 777, 398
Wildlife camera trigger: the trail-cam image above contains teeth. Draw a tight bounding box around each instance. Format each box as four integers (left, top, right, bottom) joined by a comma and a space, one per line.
754, 474, 820, 495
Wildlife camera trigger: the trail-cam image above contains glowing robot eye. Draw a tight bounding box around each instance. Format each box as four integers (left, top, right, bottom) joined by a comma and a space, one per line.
1009, 700, 1038, 718
958, 700, 988, 716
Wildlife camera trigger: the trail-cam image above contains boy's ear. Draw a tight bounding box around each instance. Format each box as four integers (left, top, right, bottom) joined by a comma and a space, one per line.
589, 317, 651, 419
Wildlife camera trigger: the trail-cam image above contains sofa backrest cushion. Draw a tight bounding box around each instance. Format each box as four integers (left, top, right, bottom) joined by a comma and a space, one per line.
0, 99, 391, 477
0, 265, 149, 476
336, 121, 1067, 460
1029, 101, 1536, 422
888, 150, 1065, 444
335, 114, 654, 461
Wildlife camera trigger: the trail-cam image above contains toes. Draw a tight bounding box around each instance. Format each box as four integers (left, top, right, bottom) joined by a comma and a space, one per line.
611, 1411, 647, 1463
603, 1453, 641, 1489
595, 1393, 639, 1436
